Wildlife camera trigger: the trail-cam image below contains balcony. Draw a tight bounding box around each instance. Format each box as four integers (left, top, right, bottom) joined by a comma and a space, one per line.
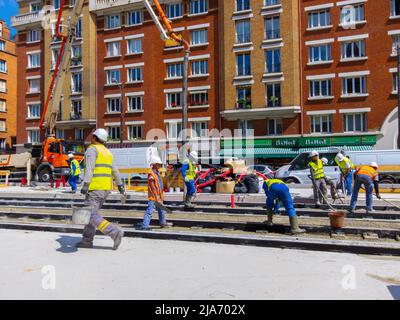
89, 0, 143, 12
11, 12, 42, 28
221, 104, 300, 121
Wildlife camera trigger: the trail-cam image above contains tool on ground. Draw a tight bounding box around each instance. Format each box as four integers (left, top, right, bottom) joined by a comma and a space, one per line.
373, 194, 400, 210
155, 201, 173, 214
121, 194, 126, 205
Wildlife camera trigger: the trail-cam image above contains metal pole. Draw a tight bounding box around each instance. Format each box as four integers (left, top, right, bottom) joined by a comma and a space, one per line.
182, 50, 190, 201
120, 83, 124, 147
397, 45, 400, 149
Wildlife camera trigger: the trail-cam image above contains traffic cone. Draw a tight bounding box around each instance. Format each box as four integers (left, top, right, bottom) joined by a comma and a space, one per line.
21, 177, 27, 187
231, 194, 235, 208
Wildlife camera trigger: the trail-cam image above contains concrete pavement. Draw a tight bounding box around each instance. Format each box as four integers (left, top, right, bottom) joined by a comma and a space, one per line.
1, 229, 400, 300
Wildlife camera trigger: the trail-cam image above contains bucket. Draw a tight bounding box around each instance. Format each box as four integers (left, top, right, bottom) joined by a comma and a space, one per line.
72, 206, 92, 225
328, 211, 346, 229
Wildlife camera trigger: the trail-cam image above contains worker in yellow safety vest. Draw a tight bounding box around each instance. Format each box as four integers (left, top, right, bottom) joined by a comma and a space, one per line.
67, 153, 81, 193
335, 153, 355, 196
77, 128, 125, 250
180, 150, 198, 210
308, 150, 328, 208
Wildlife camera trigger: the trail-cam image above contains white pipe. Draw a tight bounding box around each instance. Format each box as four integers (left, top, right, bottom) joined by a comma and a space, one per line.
142, 0, 169, 40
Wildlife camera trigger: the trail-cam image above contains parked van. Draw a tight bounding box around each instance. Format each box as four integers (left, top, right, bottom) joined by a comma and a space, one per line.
110, 147, 151, 180
275, 149, 400, 185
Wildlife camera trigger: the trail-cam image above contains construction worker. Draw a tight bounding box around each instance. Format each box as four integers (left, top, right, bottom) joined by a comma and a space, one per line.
308, 150, 328, 208
321, 157, 339, 201
67, 153, 81, 193
335, 153, 355, 196
180, 150, 198, 210
263, 178, 305, 234
349, 162, 381, 214
138, 157, 173, 230
77, 128, 125, 250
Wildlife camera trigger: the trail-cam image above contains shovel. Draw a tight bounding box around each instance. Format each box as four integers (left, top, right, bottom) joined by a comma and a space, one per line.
373, 194, 400, 210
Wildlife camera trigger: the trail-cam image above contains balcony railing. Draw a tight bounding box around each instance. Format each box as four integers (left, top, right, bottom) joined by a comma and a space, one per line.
11, 12, 42, 27
89, 0, 143, 12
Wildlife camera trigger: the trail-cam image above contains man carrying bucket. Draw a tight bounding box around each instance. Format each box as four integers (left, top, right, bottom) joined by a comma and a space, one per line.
67, 153, 81, 193
77, 128, 125, 250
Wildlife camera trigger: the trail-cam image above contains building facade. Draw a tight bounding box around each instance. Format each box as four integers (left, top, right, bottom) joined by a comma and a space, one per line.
12, 0, 97, 150
0, 21, 17, 151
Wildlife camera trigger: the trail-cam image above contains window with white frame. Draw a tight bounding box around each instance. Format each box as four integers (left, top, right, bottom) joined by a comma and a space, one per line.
264, 0, 280, 6
107, 98, 121, 113
106, 41, 121, 57
51, 48, 60, 69
127, 67, 143, 82
0, 99, 5, 112
30, 2, 42, 13
75, 128, 85, 141
238, 119, 253, 136
190, 29, 208, 45
127, 38, 142, 54
28, 79, 40, 93
309, 79, 332, 98
56, 129, 65, 139
308, 10, 331, 29
341, 40, 366, 59
344, 113, 367, 132
127, 96, 143, 111
127, 125, 143, 140
126, 10, 142, 25
265, 48, 281, 73
27, 129, 40, 143
391, 0, 400, 17
342, 76, 367, 96
167, 63, 183, 78
166, 92, 182, 109
236, 0, 250, 11
190, 60, 208, 76
191, 121, 208, 138
71, 45, 82, 66
236, 53, 251, 76
340, 4, 365, 25
267, 118, 283, 135
236, 86, 251, 108
27, 104, 40, 118
190, 90, 209, 106
0, 80, 5, 93
190, 0, 208, 15
0, 120, 5, 132
53, 0, 60, 10
167, 122, 182, 139
71, 72, 82, 93
236, 20, 251, 44
0, 41, 4, 51
309, 44, 332, 63
266, 82, 281, 107
392, 34, 400, 53
310, 114, 332, 133
393, 73, 399, 93
106, 15, 121, 29
28, 54, 40, 68
264, 16, 280, 40
0, 138, 5, 149
71, 100, 82, 119
75, 18, 82, 38
28, 29, 41, 42
0, 60, 6, 72
167, 2, 183, 18
106, 69, 121, 84
107, 127, 120, 140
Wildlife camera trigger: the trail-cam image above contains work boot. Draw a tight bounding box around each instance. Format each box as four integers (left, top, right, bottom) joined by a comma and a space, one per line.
76, 240, 93, 249
264, 210, 274, 227
160, 222, 173, 228
366, 208, 376, 214
289, 216, 306, 235
184, 195, 195, 210
113, 229, 124, 251
315, 203, 321, 209
347, 208, 355, 214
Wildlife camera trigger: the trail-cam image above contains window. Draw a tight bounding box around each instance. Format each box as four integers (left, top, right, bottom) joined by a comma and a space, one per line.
126, 10, 142, 25
311, 115, 332, 133
127, 67, 143, 82
191, 60, 208, 76
167, 122, 182, 139
189, 91, 208, 106
309, 44, 332, 63
391, 0, 400, 17
236, 0, 250, 11
309, 79, 332, 98
30, 2, 42, 12
392, 35, 400, 53
127, 125, 143, 140
268, 119, 283, 135
28, 129, 40, 143
265, 16, 280, 40
0, 80, 5, 93
238, 120, 253, 136
71, 73, 82, 93
341, 40, 366, 59
28, 29, 41, 42
75, 129, 85, 141
0, 41, 4, 51
0, 100, 5, 112
28, 79, 40, 93
264, 0, 280, 6
236, 87, 251, 109
266, 83, 281, 107
127, 38, 142, 54
71, 45, 82, 66
0, 60, 6, 72
28, 104, 40, 118
236, 53, 251, 76
340, 4, 365, 24
75, 18, 82, 38
127, 96, 143, 111
191, 122, 208, 138
342, 76, 367, 96
28, 54, 40, 68
51, 48, 60, 69
167, 2, 183, 18
265, 48, 281, 73
71, 100, 82, 119
107, 98, 121, 113
190, 0, 208, 15
167, 63, 183, 78
166, 92, 182, 109
236, 20, 251, 44
393, 73, 398, 93
106, 41, 121, 57
106, 15, 121, 29
56, 129, 65, 139
190, 29, 208, 45
0, 138, 5, 150
308, 10, 331, 29
344, 113, 367, 132
106, 69, 121, 84
53, 0, 60, 10
0, 120, 6, 132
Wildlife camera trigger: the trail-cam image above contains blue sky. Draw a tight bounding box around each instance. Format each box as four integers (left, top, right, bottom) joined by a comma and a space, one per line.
0, 0, 18, 37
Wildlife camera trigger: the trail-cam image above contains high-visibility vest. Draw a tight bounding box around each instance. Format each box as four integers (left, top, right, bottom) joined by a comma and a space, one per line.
265, 179, 285, 190
70, 159, 81, 176
148, 169, 163, 201
357, 166, 378, 179
308, 159, 325, 180
183, 159, 196, 180
88, 144, 114, 191
335, 156, 355, 174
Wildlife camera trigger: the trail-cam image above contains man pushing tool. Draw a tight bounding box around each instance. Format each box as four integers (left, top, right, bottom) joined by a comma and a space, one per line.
308, 150, 328, 208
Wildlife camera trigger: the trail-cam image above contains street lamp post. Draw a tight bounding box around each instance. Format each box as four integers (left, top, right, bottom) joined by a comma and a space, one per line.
113, 79, 124, 147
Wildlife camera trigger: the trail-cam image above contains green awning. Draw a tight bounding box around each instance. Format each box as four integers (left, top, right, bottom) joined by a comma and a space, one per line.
298, 146, 373, 153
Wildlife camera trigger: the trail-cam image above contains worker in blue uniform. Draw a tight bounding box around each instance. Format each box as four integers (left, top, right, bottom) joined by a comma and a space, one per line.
263, 178, 305, 234
180, 150, 198, 209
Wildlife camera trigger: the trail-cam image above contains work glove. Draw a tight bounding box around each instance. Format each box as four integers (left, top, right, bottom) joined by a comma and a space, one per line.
376, 194, 382, 200
118, 184, 126, 195
80, 183, 89, 195
184, 176, 191, 183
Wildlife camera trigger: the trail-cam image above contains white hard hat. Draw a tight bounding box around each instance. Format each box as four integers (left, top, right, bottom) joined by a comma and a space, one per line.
321, 158, 328, 165
336, 153, 345, 162
93, 128, 108, 143
310, 150, 319, 157
67, 153, 74, 159
150, 156, 163, 165
370, 161, 378, 168
189, 151, 198, 159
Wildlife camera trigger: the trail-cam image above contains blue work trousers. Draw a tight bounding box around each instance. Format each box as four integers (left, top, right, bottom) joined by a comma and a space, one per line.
266, 184, 296, 218
185, 180, 196, 196
350, 174, 374, 210
341, 170, 354, 196
68, 175, 79, 192
142, 201, 167, 228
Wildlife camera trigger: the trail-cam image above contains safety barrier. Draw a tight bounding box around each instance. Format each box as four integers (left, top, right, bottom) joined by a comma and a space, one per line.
119, 168, 166, 191
0, 170, 10, 187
